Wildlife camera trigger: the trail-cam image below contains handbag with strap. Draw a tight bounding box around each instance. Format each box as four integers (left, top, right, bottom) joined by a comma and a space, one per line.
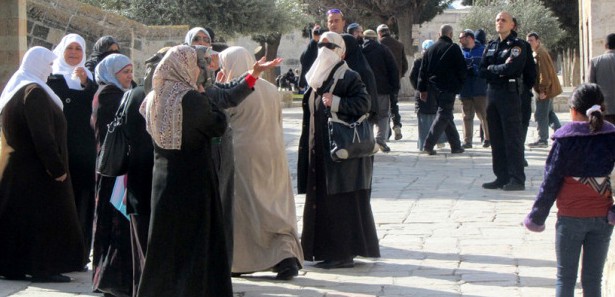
96, 89, 132, 177
323, 66, 378, 162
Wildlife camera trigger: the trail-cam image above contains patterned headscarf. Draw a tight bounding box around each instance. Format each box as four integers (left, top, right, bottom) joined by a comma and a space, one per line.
94, 53, 132, 91
52, 33, 93, 90
0, 46, 62, 111
143, 45, 199, 150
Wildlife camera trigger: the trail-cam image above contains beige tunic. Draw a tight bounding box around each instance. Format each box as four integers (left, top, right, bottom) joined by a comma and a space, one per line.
229, 79, 304, 272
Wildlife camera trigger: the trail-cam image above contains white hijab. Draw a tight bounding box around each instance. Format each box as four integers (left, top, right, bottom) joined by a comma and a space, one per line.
0, 46, 63, 112
305, 31, 346, 89
52, 33, 93, 90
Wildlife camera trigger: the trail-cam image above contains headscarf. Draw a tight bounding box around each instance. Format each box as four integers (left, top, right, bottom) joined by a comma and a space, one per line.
184, 27, 211, 45
85, 36, 119, 73
422, 39, 435, 51
52, 33, 93, 90
305, 31, 346, 89
218, 46, 254, 82
143, 45, 199, 150
0, 46, 62, 112
94, 54, 132, 91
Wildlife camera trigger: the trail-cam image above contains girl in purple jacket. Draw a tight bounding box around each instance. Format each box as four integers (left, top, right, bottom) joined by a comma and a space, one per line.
524, 83, 615, 297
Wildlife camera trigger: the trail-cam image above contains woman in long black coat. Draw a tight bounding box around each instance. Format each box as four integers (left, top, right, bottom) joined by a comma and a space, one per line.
0, 46, 85, 282
137, 45, 281, 297
47, 33, 98, 259
91, 54, 134, 297
298, 32, 380, 269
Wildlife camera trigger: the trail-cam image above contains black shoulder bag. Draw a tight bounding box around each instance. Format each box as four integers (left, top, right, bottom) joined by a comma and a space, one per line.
96, 89, 132, 177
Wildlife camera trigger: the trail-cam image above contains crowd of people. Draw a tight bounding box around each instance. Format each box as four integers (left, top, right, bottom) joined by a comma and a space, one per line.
0, 7, 613, 297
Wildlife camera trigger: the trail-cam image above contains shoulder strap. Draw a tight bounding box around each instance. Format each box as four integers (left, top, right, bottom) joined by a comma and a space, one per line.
328, 63, 369, 125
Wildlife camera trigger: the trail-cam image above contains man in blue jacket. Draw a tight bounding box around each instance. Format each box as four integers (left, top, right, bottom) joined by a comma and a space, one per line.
459, 29, 489, 148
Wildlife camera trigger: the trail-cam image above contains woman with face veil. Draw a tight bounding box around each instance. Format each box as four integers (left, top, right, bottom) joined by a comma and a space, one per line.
297, 32, 380, 269
0, 46, 85, 282
218, 46, 303, 280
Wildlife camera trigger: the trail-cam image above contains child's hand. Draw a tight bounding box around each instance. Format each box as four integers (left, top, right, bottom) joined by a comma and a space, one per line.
523, 215, 545, 232
608, 210, 615, 226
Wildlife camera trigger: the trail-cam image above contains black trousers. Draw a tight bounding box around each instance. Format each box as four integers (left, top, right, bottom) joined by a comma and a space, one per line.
520, 87, 533, 149
424, 88, 462, 150
486, 84, 525, 184
389, 93, 402, 127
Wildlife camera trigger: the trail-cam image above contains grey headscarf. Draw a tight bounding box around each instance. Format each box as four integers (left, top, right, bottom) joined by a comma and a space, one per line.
94, 53, 132, 91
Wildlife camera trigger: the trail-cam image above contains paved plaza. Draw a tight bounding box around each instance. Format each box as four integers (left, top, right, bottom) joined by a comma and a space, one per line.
1, 101, 579, 297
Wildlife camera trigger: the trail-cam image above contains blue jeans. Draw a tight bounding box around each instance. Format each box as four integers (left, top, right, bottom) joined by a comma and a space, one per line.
417, 113, 446, 150
555, 216, 613, 297
535, 98, 561, 142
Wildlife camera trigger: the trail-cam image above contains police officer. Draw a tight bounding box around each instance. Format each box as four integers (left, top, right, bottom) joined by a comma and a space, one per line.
480, 11, 527, 191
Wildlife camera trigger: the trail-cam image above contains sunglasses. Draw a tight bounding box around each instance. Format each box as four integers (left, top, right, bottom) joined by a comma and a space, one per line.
327, 8, 344, 17
193, 36, 211, 43
318, 43, 341, 50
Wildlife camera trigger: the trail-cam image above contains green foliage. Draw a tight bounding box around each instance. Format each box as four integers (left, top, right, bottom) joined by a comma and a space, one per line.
539, 0, 578, 50
299, 0, 451, 28
79, 0, 309, 38
460, 0, 564, 49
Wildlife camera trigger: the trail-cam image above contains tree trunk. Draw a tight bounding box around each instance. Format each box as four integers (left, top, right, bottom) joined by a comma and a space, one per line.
397, 8, 415, 57
263, 32, 281, 84
572, 48, 581, 86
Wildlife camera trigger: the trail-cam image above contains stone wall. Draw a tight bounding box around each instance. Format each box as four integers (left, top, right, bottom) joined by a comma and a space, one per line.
26, 0, 188, 82
579, 1, 615, 294
0, 0, 28, 91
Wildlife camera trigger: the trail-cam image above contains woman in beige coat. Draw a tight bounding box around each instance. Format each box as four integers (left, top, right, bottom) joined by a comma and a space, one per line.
218, 46, 303, 280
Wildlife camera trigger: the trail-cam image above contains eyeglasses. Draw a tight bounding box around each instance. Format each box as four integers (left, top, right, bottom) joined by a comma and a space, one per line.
318, 43, 341, 50
327, 9, 343, 17
193, 36, 211, 44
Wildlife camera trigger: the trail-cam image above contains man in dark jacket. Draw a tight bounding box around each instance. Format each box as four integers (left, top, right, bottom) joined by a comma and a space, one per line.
480, 12, 528, 191
299, 25, 323, 91
362, 29, 400, 152
378, 24, 409, 140
418, 24, 467, 155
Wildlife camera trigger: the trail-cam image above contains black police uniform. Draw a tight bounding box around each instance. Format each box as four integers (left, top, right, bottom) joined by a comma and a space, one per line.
480, 33, 527, 187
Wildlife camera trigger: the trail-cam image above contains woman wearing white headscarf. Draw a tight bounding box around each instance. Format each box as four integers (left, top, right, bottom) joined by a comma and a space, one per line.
297, 32, 380, 269
91, 53, 134, 296
47, 34, 98, 259
0, 46, 85, 282
217, 46, 303, 280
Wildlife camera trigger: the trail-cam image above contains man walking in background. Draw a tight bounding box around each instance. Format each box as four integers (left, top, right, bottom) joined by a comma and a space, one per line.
418, 24, 467, 155
378, 24, 408, 140
588, 33, 615, 123
526, 32, 562, 148
362, 29, 399, 152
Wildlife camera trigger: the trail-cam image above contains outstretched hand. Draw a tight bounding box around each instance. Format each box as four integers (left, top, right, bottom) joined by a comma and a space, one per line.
250, 57, 284, 78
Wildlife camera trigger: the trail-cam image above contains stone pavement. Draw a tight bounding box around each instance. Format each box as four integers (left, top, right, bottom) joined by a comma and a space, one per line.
0, 101, 587, 297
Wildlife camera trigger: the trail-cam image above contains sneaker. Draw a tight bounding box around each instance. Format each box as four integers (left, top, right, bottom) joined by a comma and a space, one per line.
462, 143, 472, 149
502, 181, 525, 191
393, 126, 402, 140
528, 141, 548, 148
482, 180, 506, 189
482, 140, 491, 148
